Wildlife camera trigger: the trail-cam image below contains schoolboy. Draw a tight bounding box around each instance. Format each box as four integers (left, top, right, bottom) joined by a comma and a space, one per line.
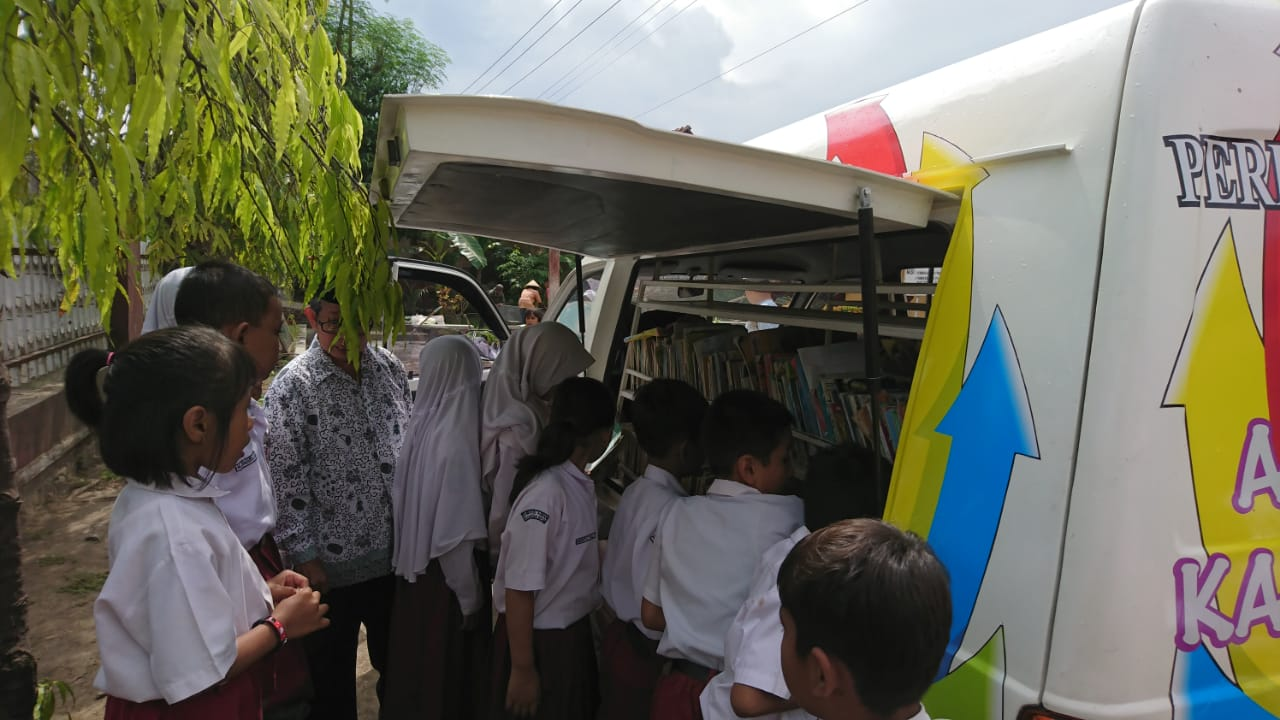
641, 389, 804, 719
777, 519, 951, 720
700, 444, 888, 720
172, 261, 310, 718
600, 379, 709, 720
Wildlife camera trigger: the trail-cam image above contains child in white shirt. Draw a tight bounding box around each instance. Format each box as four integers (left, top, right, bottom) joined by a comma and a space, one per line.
66, 326, 329, 719
600, 379, 709, 720
778, 519, 950, 720
491, 377, 615, 720
701, 443, 887, 720
641, 390, 804, 720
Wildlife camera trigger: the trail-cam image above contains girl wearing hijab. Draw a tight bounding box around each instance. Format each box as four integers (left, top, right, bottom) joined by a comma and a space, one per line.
140, 266, 192, 334
481, 322, 595, 566
383, 336, 490, 720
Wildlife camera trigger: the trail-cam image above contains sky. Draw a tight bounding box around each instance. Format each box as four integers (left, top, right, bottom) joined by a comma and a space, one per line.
377, 0, 1130, 143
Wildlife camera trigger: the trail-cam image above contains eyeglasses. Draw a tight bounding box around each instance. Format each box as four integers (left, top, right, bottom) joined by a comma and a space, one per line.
315, 317, 342, 334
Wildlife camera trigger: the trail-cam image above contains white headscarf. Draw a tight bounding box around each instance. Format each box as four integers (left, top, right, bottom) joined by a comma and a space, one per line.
480, 322, 595, 484
391, 336, 487, 581
141, 267, 192, 334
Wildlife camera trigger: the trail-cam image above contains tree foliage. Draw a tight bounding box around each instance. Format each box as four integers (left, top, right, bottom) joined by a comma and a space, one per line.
322, 0, 447, 178
0, 0, 403, 337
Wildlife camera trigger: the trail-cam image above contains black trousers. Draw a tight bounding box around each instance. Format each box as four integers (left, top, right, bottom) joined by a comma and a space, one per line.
304, 573, 396, 720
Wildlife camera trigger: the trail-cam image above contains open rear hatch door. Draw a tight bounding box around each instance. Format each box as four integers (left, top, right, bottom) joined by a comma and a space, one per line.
370, 95, 958, 256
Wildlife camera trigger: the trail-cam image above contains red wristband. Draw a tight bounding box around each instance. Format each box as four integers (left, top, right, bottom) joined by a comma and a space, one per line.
253, 615, 288, 649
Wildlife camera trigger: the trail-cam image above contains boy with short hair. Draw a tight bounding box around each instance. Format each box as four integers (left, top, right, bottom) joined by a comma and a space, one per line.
777, 519, 951, 720
700, 444, 888, 720
641, 390, 804, 719
172, 260, 309, 718
600, 379, 710, 720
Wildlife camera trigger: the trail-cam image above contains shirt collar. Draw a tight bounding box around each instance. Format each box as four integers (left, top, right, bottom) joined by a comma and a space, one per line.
706, 478, 760, 497
559, 460, 594, 489
790, 525, 810, 544
642, 464, 682, 493
128, 475, 229, 499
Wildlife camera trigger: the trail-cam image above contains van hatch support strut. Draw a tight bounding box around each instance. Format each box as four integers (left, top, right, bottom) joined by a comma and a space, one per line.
857, 187, 885, 503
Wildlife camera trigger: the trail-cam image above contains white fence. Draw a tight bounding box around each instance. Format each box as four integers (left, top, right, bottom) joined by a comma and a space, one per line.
0, 252, 115, 387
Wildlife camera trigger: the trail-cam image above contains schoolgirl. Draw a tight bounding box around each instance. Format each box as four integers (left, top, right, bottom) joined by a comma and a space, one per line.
383, 336, 490, 719
490, 377, 615, 720
65, 326, 329, 719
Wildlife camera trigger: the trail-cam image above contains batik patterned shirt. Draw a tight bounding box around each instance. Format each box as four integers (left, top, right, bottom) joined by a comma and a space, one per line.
265, 341, 411, 588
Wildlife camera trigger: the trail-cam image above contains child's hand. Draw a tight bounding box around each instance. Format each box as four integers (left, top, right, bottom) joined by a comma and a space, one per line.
274, 588, 330, 640
506, 664, 540, 717
267, 570, 311, 603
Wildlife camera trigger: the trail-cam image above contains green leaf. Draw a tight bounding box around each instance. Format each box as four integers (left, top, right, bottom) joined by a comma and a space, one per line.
447, 232, 487, 269
159, 0, 185, 105
0, 64, 24, 203
271, 79, 297, 161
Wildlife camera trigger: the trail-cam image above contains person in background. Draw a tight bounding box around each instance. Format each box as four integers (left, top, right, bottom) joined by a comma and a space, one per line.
700, 444, 888, 720
67, 326, 329, 719
490, 377, 616, 720
172, 261, 311, 719
523, 308, 544, 326
265, 290, 412, 720
599, 379, 709, 720
641, 390, 804, 720
140, 266, 191, 334
777, 520, 950, 720
383, 336, 490, 720
519, 280, 543, 310
480, 322, 594, 567
744, 290, 779, 333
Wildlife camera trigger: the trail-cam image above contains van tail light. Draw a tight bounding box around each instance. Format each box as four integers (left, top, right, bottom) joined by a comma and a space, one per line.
1017, 707, 1085, 720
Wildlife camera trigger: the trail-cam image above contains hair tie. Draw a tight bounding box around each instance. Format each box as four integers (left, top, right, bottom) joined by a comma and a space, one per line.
106, 351, 115, 366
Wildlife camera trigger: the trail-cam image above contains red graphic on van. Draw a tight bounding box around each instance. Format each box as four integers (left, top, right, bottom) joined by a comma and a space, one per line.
825, 97, 907, 178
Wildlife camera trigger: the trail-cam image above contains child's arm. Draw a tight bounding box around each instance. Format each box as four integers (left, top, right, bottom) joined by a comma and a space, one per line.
641, 598, 666, 632
227, 588, 329, 679
730, 684, 799, 717
505, 588, 540, 716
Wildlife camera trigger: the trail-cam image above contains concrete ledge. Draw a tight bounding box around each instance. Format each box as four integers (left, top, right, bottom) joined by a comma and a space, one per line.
7, 372, 91, 493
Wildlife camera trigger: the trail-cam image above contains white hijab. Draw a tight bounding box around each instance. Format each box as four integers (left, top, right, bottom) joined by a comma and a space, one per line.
391, 336, 487, 581
480, 322, 595, 485
141, 266, 192, 334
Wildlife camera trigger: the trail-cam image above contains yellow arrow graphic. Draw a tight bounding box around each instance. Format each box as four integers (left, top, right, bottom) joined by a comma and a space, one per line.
887, 134, 989, 536
1164, 221, 1280, 713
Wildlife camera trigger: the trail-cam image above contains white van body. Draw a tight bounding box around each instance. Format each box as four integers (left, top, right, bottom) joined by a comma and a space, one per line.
372, 1, 1280, 717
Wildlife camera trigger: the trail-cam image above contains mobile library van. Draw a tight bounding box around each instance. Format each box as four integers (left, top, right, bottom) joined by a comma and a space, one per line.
370, 0, 1280, 717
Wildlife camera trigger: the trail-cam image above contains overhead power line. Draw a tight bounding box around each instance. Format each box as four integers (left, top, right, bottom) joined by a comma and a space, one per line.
461, 0, 565, 94
634, 0, 874, 120
538, 0, 666, 100
553, 0, 698, 104
475, 0, 590, 95
502, 0, 628, 94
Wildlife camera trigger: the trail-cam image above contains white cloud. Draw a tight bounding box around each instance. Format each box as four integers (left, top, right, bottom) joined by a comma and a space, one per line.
378, 0, 1130, 142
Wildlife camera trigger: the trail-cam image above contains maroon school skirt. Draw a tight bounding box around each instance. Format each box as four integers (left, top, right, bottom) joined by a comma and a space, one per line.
649, 664, 716, 720
104, 672, 260, 720
248, 533, 311, 710
490, 613, 599, 720
381, 558, 492, 720
597, 618, 663, 720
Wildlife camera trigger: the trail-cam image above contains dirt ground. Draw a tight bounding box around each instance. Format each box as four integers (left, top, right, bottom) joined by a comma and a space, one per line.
19, 449, 380, 719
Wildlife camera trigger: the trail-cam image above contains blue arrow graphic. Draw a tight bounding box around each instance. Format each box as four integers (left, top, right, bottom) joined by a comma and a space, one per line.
930, 306, 1039, 677
1175, 647, 1273, 719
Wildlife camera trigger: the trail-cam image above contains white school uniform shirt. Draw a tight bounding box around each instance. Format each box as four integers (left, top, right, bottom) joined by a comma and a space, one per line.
701, 526, 815, 720
643, 479, 803, 670
492, 461, 601, 629
94, 478, 272, 704
601, 464, 686, 640
209, 400, 276, 549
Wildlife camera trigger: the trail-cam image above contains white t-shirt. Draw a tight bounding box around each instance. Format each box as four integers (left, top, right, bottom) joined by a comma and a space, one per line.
493, 461, 601, 629
701, 526, 815, 720
643, 479, 803, 669
601, 464, 686, 640
94, 479, 272, 703
210, 401, 276, 549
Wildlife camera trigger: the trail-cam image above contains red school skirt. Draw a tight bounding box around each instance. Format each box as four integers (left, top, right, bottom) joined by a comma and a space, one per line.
597, 618, 663, 720
105, 672, 260, 720
490, 613, 600, 720
247, 532, 312, 711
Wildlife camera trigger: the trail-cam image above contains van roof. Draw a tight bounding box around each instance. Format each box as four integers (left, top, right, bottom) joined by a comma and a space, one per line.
370, 95, 958, 259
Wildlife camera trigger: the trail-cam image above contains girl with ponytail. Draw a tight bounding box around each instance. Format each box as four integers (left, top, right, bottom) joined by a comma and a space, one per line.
65, 326, 329, 719
490, 376, 615, 720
